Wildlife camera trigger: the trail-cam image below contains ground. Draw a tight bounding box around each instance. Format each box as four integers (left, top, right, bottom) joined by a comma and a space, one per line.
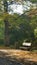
0, 49, 37, 65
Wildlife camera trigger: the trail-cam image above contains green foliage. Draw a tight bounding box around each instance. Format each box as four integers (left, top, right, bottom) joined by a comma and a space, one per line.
30, 15, 37, 49
28, 0, 37, 3
0, 20, 4, 39
8, 13, 37, 49
0, 13, 37, 49
0, 0, 37, 50
0, 20, 4, 45
9, 14, 31, 48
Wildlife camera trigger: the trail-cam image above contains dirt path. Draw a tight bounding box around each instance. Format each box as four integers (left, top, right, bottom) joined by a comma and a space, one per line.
0, 49, 37, 65
0, 51, 22, 65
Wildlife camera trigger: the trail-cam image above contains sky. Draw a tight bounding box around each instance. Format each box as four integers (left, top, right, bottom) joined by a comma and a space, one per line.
8, 1, 32, 15
1, 0, 37, 15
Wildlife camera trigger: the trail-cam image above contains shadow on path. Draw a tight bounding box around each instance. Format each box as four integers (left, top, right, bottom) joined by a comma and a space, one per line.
0, 51, 37, 65
0, 51, 22, 65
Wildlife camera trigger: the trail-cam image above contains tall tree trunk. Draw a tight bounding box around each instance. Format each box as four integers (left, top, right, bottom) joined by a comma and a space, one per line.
3, 0, 10, 46
4, 19, 10, 46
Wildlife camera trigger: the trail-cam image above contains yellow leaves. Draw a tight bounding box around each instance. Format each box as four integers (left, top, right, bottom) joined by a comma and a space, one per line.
2, 13, 9, 20
0, 12, 19, 23
26, 9, 37, 17
0, 12, 13, 20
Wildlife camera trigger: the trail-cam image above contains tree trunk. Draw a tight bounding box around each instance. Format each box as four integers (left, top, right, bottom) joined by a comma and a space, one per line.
4, 19, 10, 46
3, 0, 10, 46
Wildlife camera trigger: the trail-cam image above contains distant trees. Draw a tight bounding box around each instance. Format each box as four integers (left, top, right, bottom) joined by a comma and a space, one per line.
9, 10, 37, 49
0, 0, 37, 50
9, 14, 33, 48
30, 0, 37, 3
30, 15, 37, 49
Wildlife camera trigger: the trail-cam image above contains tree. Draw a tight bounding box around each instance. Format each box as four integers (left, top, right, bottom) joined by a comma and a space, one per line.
27, 8, 37, 49
4, 0, 10, 46
0, 0, 10, 46
0, 0, 37, 49
29, 0, 37, 3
